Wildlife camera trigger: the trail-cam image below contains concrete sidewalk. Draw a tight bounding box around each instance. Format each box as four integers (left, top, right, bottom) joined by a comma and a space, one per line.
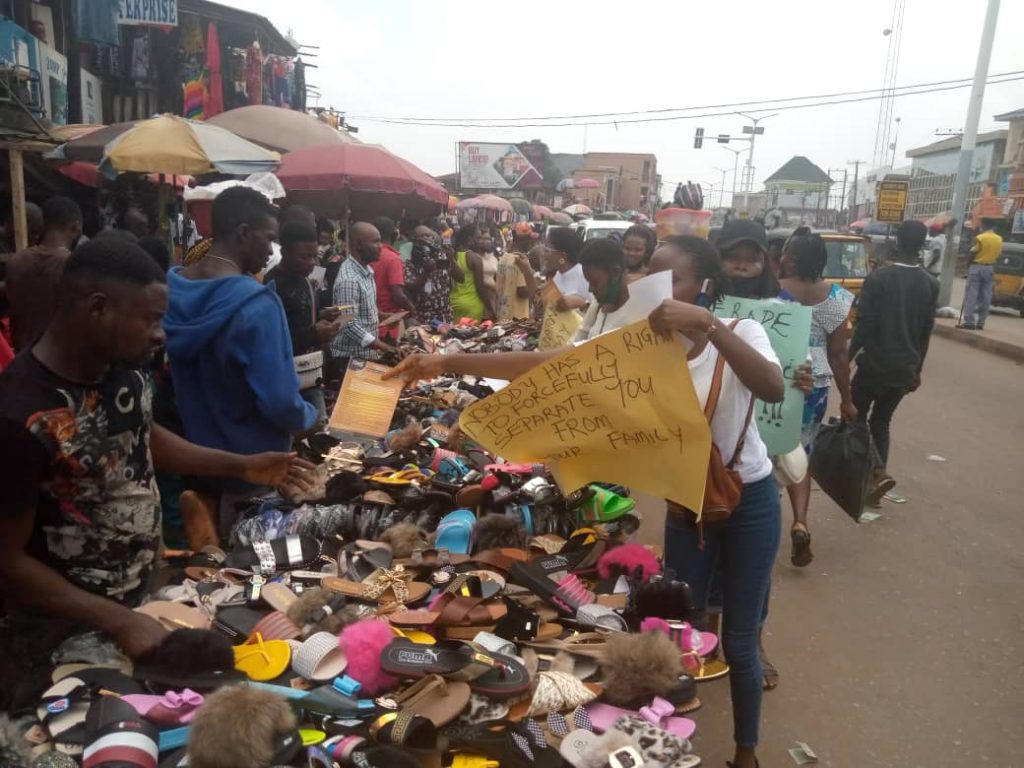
931, 277, 1024, 363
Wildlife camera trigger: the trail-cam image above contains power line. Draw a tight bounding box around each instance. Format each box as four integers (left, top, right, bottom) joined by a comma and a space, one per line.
349, 70, 1024, 125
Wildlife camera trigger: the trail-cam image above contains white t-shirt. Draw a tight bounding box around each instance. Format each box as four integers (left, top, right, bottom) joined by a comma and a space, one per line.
553, 263, 594, 303
689, 319, 780, 484
573, 301, 632, 343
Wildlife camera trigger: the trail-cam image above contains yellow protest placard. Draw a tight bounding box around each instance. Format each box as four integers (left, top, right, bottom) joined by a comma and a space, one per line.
459, 320, 711, 511
537, 281, 582, 350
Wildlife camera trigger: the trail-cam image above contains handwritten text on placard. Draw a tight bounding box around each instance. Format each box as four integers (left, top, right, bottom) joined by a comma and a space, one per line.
719, 296, 812, 455
459, 320, 711, 511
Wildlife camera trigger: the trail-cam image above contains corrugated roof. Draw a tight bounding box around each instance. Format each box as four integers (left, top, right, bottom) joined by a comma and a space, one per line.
178, 0, 297, 56
994, 107, 1024, 122
764, 156, 831, 184
905, 129, 1007, 158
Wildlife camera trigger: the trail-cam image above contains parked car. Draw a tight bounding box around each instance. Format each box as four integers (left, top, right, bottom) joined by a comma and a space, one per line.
571, 219, 634, 241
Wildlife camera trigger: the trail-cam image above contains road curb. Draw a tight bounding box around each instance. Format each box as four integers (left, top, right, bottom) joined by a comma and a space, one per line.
932, 323, 1024, 364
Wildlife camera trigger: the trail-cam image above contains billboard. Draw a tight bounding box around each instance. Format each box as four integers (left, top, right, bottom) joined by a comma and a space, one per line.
459, 142, 541, 190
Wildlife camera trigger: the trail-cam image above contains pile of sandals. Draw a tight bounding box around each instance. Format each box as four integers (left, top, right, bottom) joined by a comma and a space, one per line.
24, 377, 725, 768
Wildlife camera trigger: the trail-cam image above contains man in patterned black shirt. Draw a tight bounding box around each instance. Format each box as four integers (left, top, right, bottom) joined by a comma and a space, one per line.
0, 239, 313, 710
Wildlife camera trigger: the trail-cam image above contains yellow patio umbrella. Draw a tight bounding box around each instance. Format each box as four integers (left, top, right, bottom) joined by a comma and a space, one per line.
98, 114, 280, 178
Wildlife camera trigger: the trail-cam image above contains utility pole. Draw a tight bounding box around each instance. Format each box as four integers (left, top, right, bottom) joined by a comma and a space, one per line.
848, 160, 866, 224
737, 112, 778, 215
839, 169, 849, 228
889, 116, 902, 168
722, 146, 744, 210
939, 0, 1000, 309
714, 166, 729, 209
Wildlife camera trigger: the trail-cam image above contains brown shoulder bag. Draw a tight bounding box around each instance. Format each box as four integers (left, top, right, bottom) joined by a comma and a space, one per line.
670, 319, 756, 524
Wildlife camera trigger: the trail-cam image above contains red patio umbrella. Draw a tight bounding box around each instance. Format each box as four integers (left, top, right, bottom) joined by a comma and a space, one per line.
277, 143, 447, 219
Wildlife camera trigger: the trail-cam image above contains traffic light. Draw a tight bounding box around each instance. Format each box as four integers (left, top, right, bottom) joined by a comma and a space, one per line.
694, 128, 704, 149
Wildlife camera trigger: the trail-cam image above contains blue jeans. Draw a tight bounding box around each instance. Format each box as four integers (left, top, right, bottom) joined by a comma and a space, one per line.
664, 474, 781, 748
962, 263, 994, 328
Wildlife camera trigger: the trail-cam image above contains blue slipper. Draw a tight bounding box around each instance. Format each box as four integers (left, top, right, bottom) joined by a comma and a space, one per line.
435, 509, 476, 555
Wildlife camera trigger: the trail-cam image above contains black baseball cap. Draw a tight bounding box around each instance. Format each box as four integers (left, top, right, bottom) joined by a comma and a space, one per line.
716, 219, 768, 254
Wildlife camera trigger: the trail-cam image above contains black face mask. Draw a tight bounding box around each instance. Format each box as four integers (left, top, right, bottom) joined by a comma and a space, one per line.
729, 274, 765, 298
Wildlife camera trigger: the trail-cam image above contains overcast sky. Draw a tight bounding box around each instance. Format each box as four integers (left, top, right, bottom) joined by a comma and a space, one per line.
225, 0, 1024, 205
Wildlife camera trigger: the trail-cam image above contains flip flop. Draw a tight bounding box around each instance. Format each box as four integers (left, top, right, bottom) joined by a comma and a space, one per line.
395, 548, 471, 570
250, 610, 303, 642
435, 509, 476, 555
324, 566, 430, 606
466, 547, 529, 575
509, 562, 595, 618
135, 601, 211, 631
121, 689, 204, 727
368, 711, 439, 750
693, 658, 730, 682
442, 722, 563, 768
382, 674, 471, 728
522, 632, 610, 660
226, 535, 322, 575
262, 581, 300, 613
387, 593, 508, 629
37, 677, 92, 755
380, 639, 531, 698
233, 633, 292, 682
587, 698, 696, 740
289, 632, 348, 682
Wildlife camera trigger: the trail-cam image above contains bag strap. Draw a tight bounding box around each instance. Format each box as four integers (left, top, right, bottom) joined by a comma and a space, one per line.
728, 393, 757, 469
702, 318, 755, 468
703, 318, 741, 421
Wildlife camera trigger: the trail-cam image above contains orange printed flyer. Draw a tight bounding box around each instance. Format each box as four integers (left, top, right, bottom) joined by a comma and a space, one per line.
329, 360, 404, 437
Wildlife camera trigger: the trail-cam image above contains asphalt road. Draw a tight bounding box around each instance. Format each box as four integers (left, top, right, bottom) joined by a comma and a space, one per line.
635, 335, 1024, 767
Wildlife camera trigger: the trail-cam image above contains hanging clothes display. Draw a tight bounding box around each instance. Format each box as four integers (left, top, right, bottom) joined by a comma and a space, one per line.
203, 22, 225, 118
292, 59, 306, 111
270, 56, 291, 108
245, 42, 263, 106
178, 13, 206, 120
131, 32, 151, 82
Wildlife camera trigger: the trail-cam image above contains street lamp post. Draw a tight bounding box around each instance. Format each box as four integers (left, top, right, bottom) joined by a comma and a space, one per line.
736, 112, 779, 215
721, 146, 745, 211
714, 166, 729, 209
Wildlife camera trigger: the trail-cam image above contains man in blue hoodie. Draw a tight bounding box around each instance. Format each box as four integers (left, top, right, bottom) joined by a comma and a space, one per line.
164, 187, 317, 526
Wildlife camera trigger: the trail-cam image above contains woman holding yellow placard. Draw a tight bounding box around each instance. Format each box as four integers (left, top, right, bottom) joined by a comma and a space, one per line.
386, 236, 783, 768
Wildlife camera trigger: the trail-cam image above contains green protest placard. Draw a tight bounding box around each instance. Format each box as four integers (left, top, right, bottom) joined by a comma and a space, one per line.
718, 296, 812, 455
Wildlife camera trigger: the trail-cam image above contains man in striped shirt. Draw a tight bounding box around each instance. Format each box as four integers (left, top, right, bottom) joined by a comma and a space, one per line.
329, 222, 397, 378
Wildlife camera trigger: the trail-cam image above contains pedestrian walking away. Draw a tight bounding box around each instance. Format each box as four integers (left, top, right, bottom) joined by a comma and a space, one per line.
849, 219, 939, 505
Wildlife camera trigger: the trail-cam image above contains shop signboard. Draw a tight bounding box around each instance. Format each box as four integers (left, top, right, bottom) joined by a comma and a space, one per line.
36, 41, 67, 125
458, 142, 540, 190
1013, 209, 1024, 236
118, 0, 179, 27
80, 69, 103, 125
875, 179, 909, 224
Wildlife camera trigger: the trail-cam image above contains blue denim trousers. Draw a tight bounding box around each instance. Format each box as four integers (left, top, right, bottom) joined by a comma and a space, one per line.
664, 474, 781, 748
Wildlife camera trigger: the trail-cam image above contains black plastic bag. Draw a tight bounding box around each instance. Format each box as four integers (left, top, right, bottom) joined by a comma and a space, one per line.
808, 418, 878, 522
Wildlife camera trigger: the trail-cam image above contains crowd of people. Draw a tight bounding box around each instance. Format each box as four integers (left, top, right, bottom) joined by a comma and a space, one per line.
0, 187, 943, 768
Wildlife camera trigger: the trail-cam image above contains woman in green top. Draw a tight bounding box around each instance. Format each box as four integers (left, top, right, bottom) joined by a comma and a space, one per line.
450, 224, 496, 321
